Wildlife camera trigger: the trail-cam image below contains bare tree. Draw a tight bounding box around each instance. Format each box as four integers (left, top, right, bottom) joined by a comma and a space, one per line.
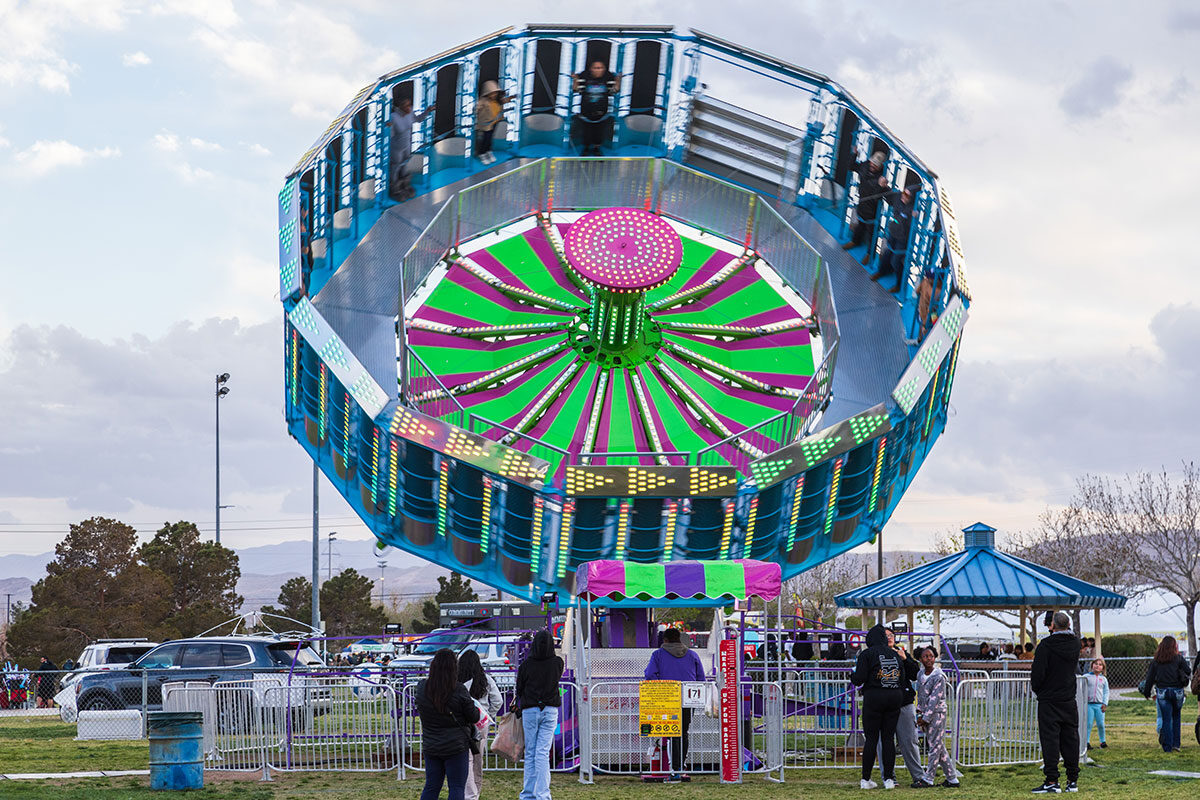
785, 554, 861, 625
1072, 464, 1200, 654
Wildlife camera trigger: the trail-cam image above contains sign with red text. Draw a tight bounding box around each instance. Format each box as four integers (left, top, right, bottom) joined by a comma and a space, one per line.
719, 638, 741, 783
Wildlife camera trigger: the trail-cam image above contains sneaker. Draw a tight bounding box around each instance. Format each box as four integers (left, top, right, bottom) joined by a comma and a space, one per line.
842, 241, 855, 250
1065, 782, 1078, 793
940, 780, 960, 788
1100, 742, 1107, 749
883, 779, 896, 790
912, 780, 934, 788
1086, 743, 1092, 751
663, 774, 682, 784
861, 779, 878, 790
1031, 783, 1061, 794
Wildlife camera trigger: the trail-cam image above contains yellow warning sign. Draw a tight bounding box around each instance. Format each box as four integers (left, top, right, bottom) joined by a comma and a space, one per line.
639, 680, 682, 737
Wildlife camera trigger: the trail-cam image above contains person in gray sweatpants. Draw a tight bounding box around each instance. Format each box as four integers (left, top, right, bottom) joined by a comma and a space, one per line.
874, 629, 924, 785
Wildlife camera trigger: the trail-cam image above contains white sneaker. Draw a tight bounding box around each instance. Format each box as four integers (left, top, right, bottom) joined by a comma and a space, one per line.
861, 779, 878, 789
883, 779, 896, 790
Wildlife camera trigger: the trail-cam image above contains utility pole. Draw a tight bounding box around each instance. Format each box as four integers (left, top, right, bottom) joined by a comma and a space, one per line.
326, 531, 338, 583
311, 465, 320, 636
377, 560, 387, 607
876, 529, 885, 625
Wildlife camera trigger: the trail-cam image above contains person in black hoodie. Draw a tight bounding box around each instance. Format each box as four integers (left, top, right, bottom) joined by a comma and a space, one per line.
516, 629, 564, 800
1142, 635, 1192, 752
416, 649, 480, 800
1030, 612, 1081, 793
851, 624, 908, 789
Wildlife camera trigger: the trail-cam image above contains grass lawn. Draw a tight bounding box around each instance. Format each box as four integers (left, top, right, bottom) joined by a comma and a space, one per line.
0, 702, 1196, 798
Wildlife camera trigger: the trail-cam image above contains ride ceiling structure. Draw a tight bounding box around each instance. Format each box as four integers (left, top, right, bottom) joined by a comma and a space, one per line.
278, 24, 972, 602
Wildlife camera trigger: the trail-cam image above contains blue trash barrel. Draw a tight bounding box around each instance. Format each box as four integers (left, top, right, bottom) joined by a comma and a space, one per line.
147, 711, 204, 790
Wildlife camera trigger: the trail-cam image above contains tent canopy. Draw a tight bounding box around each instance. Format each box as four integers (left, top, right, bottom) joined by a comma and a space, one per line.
834, 523, 1128, 610
576, 559, 782, 607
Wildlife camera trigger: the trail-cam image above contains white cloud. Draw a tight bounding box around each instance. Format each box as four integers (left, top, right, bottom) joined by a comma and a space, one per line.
244, 142, 271, 157
172, 162, 213, 182
13, 140, 120, 176
151, 0, 240, 30
152, 131, 181, 152
0, 0, 131, 93
189, 137, 222, 152
122, 50, 151, 67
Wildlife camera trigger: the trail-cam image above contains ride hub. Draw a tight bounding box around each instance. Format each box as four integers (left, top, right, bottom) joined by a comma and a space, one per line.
277, 24, 971, 601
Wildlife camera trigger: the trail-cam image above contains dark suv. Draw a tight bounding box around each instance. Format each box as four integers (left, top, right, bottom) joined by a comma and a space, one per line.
72, 635, 323, 711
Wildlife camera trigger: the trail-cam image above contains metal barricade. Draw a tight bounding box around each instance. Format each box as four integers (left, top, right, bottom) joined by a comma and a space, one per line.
779, 669, 861, 770
953, 676, 1040, 767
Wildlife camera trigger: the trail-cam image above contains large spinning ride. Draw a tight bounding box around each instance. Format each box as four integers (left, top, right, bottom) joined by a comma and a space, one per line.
278, 25, 972, 601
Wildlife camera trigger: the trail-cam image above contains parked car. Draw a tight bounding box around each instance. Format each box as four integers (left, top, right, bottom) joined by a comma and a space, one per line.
384, 627, 477, 672
58, 639, 160, 721
71, 635, 323, 712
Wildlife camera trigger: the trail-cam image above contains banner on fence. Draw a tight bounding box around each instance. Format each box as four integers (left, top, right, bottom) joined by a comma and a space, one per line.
639, 680, 682, 737
719, 639, 740, 783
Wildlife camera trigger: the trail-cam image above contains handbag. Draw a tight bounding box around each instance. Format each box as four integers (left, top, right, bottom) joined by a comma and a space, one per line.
471, 696, 493, 735
492, 711, 525, 762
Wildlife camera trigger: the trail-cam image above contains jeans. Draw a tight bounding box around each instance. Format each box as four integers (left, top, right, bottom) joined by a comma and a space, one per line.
1157, 688, 1185, 751
1086, 703, 1106, 745
520, 706, 558, 800
421, 750, 469, 800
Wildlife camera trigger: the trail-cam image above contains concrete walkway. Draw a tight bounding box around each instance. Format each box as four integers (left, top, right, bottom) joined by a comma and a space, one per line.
0, 770, 149, 780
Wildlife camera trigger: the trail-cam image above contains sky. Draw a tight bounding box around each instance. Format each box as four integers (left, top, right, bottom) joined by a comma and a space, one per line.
0, 1, 1197, 565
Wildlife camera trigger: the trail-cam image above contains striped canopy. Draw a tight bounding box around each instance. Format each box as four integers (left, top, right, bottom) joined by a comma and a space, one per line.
576, 559, 781, 606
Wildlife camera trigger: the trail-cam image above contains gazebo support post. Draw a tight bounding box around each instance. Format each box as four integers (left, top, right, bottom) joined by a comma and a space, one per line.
1094, 608, 1102, 657
906, 609, 915, 650
1019, 606, 1027, 649
932, 608, 942, 656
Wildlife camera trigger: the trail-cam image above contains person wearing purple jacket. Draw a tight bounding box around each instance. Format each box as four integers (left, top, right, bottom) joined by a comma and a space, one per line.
644, 628, 706, 782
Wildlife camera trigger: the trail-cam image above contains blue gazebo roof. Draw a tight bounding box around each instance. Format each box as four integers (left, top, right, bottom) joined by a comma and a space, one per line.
834, 523, 1127, 610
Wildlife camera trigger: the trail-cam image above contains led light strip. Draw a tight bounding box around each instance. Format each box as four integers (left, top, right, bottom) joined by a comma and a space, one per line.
823, 457, 844, 537
538, 213, 573, 271
454, 256, 580, 312
943, 337, 961, 406
387, 438, 399, 516
500, 360, 582, 444
341, 391, 351, 446
647, 251, 756, 310
369, 425, 380, 507
415, 342, 569, 402
480, 477, 493, 554
580, 369, 610, 464
744, 496, 759, 557
436, 460, 450, 538
652, 359, 764, 459
785, 475, 805, 552
663, 340, 802, 397
663, 501, 678, 561
629, 371, 670, 464
614, 500, 631, 560
867, 436, 888, 514
923, 370, 940, 438
555, 499, 575, 578
290, 331, 301, 408
658, 318, 813, 338
718, 499, 734, 560
409, 319, 566, 338
318, 364, 328, 441
530, 496, 545, 579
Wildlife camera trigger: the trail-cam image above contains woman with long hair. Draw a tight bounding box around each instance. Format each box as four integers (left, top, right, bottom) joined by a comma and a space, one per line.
416, 649, 479, 800
458, 648, 502, 800
1142, 636, 1192, 752
516, 630, 564, 800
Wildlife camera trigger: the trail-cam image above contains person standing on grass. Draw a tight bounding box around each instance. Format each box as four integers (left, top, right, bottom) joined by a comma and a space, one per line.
459, 648, 502, 800
915, 646, 959, 788
1084, 658, 1109, 750
516, 630, 564, 800
874, 628, 923, 787
851, 624, 906, 789
416, 649, 479, 800
1030, 611, 1081, 794
644, 627, 706, 783
1142, 635, 1191, 753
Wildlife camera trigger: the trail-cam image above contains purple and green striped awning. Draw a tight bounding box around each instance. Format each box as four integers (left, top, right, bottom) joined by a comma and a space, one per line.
576, 559, 782, 604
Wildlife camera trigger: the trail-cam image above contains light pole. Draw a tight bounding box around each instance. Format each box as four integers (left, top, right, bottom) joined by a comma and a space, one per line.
215, 373, 230, 545
326, 531, 338, 583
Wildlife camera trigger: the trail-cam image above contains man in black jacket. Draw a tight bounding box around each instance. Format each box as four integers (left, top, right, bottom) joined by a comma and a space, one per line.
1030, 612, 1081, 793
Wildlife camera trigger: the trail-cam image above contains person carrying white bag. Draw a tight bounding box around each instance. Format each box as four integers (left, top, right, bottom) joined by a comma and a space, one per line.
459, 649, 503, 800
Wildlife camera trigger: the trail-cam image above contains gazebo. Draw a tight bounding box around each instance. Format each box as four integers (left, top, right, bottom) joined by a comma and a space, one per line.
833, 523, 1127, 655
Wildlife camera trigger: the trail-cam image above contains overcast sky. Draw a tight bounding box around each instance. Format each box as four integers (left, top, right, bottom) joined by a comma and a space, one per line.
0, 1, 1197, 563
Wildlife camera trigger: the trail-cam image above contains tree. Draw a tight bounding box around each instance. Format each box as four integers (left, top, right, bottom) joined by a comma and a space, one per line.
320, 569, 388, 638
1072, 464, 1200, 655
260, 576, 314, 629
783, 553, 861, 626
139, 521, 242, 637
412, 572, 478, 633
7, 517, 172, 664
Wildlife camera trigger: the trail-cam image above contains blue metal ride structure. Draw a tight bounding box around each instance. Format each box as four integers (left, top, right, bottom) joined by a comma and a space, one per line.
277, 24, 973, 602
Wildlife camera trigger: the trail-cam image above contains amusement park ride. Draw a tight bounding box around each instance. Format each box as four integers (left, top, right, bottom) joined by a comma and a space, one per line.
277, 24, 971, 603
